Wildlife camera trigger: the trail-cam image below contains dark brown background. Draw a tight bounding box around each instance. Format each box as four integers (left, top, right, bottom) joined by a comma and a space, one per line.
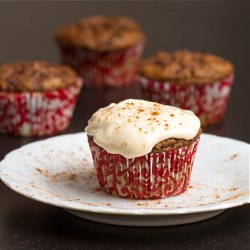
0, 1, 249, 250
0, 1, 249, 142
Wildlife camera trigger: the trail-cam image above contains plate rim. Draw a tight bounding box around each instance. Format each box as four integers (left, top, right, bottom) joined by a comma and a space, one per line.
0, 132, 249, 216
64, 208, 226, 226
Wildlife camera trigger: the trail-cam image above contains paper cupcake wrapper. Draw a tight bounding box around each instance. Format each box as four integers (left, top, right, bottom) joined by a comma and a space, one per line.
0, 79, 83, 136
88, 137, 200, 199
57, 41, 145, 88
138, 75, 234, 126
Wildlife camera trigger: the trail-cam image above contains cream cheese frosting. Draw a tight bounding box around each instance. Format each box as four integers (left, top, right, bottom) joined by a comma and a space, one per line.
85, 99, 200, 158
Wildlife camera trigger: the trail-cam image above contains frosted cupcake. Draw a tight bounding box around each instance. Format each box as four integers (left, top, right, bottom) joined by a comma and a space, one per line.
85, 99, 201, 199
0, 61, 83, 136
138, 50, 234, 126
56, 15, 145, 88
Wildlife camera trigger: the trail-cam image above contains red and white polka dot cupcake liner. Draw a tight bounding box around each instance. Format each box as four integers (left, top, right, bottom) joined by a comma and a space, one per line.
0, 78, 83, 137
88, 137, 200, 200
138, 75, 234, 126
57, 41, 145, 88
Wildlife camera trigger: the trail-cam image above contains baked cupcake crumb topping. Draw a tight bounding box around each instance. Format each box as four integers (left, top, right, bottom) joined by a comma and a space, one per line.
0, 61, 78, 92
56, 15, 145, 51
140, 50, 234, 84
85, 99, 201, 158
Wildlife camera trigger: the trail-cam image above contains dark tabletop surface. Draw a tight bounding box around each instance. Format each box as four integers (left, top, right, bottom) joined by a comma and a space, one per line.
0, 2, 249, 250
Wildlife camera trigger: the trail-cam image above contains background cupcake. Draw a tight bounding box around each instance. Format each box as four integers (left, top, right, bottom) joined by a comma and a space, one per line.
138, 50, 234, 126
85, 99, 201, 200
55, 15, 145, 88
0, 61, 83, 136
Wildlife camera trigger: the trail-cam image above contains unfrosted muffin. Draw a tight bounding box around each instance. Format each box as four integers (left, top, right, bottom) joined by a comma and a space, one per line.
0, 61, 83, 136
138, 50, 234, 126
56, 15, 145, 88
85, 99, 201, 199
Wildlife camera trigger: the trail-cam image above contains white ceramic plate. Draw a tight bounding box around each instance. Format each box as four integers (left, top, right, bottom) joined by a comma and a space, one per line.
0, 133, 249, 226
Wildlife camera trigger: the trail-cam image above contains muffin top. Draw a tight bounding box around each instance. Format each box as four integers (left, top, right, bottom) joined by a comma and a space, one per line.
56, 15, 145, 51
140, 50, 234, 85
0, 61, 78, 92
85, 99, 201, 158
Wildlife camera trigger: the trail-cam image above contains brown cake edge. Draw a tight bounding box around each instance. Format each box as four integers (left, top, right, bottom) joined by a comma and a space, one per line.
87, 127, 202, 155
151, 128, 202, 153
